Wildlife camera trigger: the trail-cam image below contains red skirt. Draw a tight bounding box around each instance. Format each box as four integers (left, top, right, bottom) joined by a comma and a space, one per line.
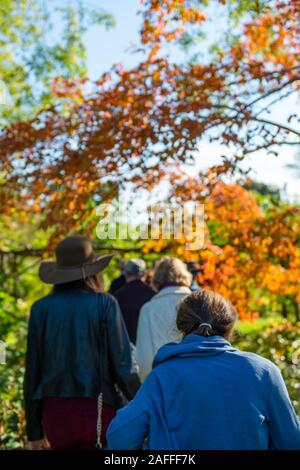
42, 397, 116, 450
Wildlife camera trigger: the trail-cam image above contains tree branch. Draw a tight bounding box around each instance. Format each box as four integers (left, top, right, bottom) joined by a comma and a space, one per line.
250, 117, 300, 138
244, 75, 300, 109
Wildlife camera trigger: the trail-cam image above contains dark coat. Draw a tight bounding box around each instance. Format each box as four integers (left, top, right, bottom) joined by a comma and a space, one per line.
114, 280, 155, 344
109, 274, 126, 294
24, 290, 140, 441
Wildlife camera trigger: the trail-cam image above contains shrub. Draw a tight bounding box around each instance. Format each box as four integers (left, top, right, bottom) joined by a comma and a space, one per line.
0, 293, 27, 449
234, 321, 300, 414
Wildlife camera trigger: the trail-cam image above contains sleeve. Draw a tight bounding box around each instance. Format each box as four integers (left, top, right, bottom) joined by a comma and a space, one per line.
106, 295, 141, 400
23, 305, 44, 441
266, 364, 300, 449
107, 372, 156, 449
135, 305, 154, 382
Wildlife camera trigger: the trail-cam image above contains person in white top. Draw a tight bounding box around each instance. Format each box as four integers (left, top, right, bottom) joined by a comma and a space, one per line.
135, 257, 192, 381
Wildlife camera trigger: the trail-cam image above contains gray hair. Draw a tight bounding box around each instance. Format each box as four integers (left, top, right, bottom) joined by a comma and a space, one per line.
152, 257, 192, 291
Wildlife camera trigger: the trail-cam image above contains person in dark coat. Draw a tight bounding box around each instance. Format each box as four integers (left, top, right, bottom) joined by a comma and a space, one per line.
114, 259, 155, 344
109, 260, 126, 294
24, 236, 140, 450
186, 261, 201, 291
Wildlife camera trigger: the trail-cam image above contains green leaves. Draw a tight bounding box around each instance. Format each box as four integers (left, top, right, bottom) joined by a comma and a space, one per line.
0, 0, 115, 125
234, 320, 300, 413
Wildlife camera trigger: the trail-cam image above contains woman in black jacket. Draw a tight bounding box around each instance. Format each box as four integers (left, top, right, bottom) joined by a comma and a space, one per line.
24, 236, 141, 450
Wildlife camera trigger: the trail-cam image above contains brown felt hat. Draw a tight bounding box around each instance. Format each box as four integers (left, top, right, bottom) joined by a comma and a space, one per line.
39, 236, 113, 285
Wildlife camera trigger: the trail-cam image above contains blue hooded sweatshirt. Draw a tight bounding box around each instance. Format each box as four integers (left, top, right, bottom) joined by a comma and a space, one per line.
107, 334, 300, 450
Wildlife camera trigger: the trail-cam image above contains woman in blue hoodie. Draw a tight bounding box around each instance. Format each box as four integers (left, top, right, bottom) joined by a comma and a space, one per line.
107, 290, 300, 450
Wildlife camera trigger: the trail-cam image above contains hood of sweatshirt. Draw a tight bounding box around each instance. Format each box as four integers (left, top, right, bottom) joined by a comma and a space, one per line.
153, 333, 237, 368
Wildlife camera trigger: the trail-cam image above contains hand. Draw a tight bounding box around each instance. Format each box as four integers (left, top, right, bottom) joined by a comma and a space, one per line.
28, 437, 51, 450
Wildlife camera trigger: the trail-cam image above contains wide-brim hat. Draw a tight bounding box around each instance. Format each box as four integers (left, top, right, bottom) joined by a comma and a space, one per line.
39, 236, 113, 285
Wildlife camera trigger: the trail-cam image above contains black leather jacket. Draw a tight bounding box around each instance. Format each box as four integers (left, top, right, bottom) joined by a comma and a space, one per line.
24, 290, 141, 441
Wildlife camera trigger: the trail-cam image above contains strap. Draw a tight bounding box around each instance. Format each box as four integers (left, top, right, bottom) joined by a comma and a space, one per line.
95, 292, 103, 449
96, 392, 103, 449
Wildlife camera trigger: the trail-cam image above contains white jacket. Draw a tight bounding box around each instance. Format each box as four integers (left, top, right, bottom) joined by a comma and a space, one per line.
135, 286, 191, 381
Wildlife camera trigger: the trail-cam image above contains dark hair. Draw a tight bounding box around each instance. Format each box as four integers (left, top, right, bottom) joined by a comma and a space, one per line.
53, 273, 103, 293
176, 290, 237, 340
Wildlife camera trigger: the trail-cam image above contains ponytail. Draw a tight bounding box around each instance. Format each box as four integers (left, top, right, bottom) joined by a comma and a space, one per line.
177, 290, 237, 340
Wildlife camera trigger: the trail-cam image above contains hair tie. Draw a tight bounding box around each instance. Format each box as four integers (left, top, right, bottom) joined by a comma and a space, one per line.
199, 322, 212, 330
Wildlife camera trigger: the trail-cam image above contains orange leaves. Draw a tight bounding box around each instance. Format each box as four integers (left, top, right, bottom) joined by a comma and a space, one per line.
180, 7, 205, 25
32, 203, 42, 214
0, 0, 299, 259
140, 0, 206, 58
50, 77, 86, 103
233, 0, 300, 69
164, 173, 300, 320
68, 200, 76, 211
145, 100, 154, 108
1, 1, 298, 230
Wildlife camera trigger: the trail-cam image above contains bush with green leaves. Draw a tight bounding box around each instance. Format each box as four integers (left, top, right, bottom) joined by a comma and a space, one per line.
0, 292, 27, 449
234, 320, 300, 414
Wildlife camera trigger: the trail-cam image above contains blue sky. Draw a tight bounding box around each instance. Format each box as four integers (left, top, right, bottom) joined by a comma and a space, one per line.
82, 0, 299, 200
